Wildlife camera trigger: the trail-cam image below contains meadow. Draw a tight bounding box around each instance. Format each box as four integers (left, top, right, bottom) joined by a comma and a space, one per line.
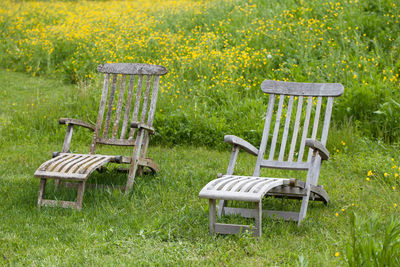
1, 0, 400, 265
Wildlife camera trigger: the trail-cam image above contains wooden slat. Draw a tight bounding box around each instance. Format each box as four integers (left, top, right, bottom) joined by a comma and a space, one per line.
76, 156, 108, 174
297, 96, 313, 162
102, 74, 118, 138
38, 154, 69, 171
53, 155, 84, 172
97, 63, 168, 75
129, 75, 144, 138
308, 97, 322, 162
91, 73, 110, 154
261, 160, 309, 170
268, 95, 285, 160
39, 199, 80, 209
147, 75, 160, 126
214, 223, 252, 235
321, 97, 333, 145
140, 75, 152, 123
96, 138, 135, 146
261, 80, 344, 96
278, 95, 294, 161
112, 74, 126, 138
253, 94, 275, 177
120, 75, 135, 139
288, 96, 303, 161
45, 155, 75, 172
224, 207, 300, 221
68, 156, 100, 174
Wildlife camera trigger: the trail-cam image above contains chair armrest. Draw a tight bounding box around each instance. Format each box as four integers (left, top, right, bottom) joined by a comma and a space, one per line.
130, 122, 155, 135
59, 118, 95, 131
224, 135, 259, 156
305, 139, 329, 160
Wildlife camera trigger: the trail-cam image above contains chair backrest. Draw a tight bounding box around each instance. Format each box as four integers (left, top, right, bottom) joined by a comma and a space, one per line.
90, 63, 167, 154
253, 80, 344, 176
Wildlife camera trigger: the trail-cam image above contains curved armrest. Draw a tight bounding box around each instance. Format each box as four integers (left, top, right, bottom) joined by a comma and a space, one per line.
59, 118, 95, 131
224, 135, 259, 156
305, 139, 329, 160
130, 122, 155, 135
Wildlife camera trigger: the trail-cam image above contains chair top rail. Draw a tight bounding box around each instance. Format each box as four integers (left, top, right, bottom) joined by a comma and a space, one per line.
97, 63, 168, 76
261, 80, 344, 96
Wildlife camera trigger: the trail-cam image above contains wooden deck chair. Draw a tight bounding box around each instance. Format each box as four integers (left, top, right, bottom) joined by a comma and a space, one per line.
199, 80, 344, 236
34, 63, 167, 210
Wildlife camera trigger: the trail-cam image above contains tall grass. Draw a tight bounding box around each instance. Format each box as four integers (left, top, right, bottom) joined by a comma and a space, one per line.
1, 0, 400, 146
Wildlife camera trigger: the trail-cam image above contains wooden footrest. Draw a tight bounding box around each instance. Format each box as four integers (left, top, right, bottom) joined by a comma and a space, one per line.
199, 175, 289, 202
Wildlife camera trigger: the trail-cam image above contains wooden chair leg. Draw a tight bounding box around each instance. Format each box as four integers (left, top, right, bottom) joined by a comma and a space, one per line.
298, 186, 311, 226
209, 199, 216, 235
37, 178, 47, 206
254, 201, 262, 237
76, 181, 85, 211
54, 179, 61, 189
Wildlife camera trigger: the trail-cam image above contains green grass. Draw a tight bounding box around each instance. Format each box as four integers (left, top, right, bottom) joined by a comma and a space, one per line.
1, 69, 400, 266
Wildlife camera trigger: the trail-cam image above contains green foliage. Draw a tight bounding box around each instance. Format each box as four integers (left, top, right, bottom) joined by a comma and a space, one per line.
0, 0, 400, 145
346, 213, 400, 267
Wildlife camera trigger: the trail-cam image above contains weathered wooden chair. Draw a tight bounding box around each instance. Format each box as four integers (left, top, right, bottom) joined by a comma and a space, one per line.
199, 80, 344, 236
34, 63, 167, 210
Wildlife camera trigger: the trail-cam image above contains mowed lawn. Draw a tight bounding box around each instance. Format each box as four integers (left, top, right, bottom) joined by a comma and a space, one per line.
0, 69, 399, 266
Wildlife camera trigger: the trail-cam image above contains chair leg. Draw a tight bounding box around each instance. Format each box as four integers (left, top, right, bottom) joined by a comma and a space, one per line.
126, 130, 144, 191
76, 181, 86, 211
209, 199, 216, 235
298, 186, 311, 226
37, 178, 47, 207
254, 201, 262, 237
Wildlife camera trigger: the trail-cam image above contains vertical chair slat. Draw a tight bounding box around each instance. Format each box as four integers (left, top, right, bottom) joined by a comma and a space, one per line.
102, 74, 118, 138
268, 95, 285, 160
288, 96, 303, 162
321, 97, 333, 145
120, 75, 135, 139
141, 75, 161, 159
140, 75, 152, 123
253, 94, 275, 176
308, 97, 322, 162
112, 74, 126, 138
147, 75, 160, 126
278, 96, 294, 161
90, 73, 110, 154
129, 75, 144, 138
297, 96, 313, 162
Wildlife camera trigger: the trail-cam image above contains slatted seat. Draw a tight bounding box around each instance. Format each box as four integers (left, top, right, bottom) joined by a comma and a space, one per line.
34, 63, 167, 210
199, 80, 344, 237
199, 175, 289, 202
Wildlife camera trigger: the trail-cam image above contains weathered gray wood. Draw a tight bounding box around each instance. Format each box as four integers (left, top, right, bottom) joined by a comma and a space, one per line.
130, 122, 155, 134
224, 207, 300, 221
200, 79, 343, 236
261, 80, 344, 96
297, 96, 313, 162
288, 96, 303, 161
224, 135, 259, 156
90, 73, 110, 154
214, 223, 252, 235
120, 75, 135, 139
268, 95, 285, 160
321, 97, 333, 145
129, 75, 144, 138
102, 74, 118, 138
278, 95, 294, 161
112, 74, 126, 138
305, 139, 329, 160
260, 160, 309, 170
254, 202, 262, 237
39, 199, 81, 210
59, 118, 95, 131
98, 63, 168, 76
35, 63, 166, 210
209, 199, 216, 234
62, 124, 74, 153
308, 96, 322, 162
253, 94, 275, 176
96, 138, 135, 146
